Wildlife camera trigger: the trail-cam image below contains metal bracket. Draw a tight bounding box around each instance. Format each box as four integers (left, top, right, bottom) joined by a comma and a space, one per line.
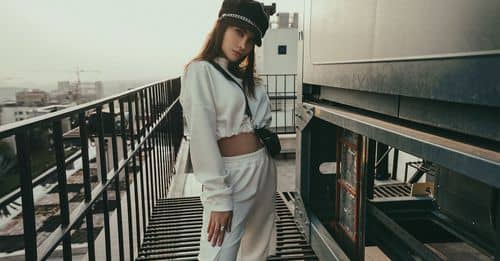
295, 104, 314, 132
294, 193, 311, 242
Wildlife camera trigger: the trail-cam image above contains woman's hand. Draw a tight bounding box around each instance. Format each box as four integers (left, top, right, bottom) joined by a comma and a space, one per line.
207, 210, 233, 247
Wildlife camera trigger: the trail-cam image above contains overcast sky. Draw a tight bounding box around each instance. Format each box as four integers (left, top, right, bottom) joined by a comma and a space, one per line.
0, 0, 303, 88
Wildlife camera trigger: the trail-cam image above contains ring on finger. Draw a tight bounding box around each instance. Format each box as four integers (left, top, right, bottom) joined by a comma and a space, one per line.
219, 225, 225, 231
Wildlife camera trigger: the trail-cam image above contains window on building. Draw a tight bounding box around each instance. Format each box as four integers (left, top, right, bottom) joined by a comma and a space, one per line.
278, 45, 287, 55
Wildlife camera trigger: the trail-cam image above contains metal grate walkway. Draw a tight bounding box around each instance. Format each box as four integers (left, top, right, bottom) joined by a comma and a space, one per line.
137, 192, 318, 260
374, 183, 411, 198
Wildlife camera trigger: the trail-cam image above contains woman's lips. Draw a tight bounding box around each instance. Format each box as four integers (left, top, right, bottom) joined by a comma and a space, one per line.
232, 50, 241, 57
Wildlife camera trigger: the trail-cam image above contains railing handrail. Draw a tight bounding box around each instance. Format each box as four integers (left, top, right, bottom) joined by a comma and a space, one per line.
0, 76, 179, 139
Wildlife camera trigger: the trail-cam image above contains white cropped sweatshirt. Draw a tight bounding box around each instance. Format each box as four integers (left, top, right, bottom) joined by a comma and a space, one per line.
179, 57, 272, 211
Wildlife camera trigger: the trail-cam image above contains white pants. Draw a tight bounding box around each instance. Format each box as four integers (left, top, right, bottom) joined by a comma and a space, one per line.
198, 147, 277, 261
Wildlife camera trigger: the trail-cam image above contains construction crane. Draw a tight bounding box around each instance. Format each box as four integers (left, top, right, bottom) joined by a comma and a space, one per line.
74, 67, 100, 88
72, 67, 101, 102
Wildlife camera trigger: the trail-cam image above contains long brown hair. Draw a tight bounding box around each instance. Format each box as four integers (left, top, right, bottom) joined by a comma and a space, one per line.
188, 18, 260, 97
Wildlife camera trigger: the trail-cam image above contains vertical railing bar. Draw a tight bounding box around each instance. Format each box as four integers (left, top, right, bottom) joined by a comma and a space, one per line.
176, 78, 183, 155
284, 75, 287, 133
154, 84, 159, 123
52, 120, 72, 259
127, 96, 142, 249
146, 87, 152, 131
266, 75, 269, 95
266, 75, 270, 130
119, 99, 135, 260
147, 87, 158, 203
266, 75, 269, 129
134, 94, 147, 233
145, 88, 157, 205
166, 83, 172, 188
275, 76, 278, 133
171, 83, 177, 186
15, 130, 37, 261
160, 83, 168, 195
392, 148, 399, 180
108, 102, 125, 260
161, 84, 167, 198
78, 111, 96, 260
157, 84, 164, 198
150, 86, 158, 200
155, 85, 164, 198
153, 84, 164, 198
157, 84, 164, 197
175, 77, 183, 160
139, 91, 152, 223
165, 82, 171, 189
293, 75, 296, 132
168, 82, 175, 187
96, 106, 112, 261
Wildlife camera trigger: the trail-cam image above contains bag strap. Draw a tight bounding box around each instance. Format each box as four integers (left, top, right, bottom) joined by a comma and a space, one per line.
207, 60, 253, 119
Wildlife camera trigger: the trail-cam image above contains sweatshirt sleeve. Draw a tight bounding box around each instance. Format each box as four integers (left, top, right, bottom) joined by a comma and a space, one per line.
180, 62, 233, 211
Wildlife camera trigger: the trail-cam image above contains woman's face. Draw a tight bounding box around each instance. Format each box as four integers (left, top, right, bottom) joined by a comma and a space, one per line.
221, 25, 255, 63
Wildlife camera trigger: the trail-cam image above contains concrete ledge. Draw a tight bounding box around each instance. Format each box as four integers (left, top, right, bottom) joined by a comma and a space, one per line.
279, 133, 296, 154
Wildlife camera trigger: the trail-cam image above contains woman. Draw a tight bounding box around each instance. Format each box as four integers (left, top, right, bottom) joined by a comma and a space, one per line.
180, 0, 277, 260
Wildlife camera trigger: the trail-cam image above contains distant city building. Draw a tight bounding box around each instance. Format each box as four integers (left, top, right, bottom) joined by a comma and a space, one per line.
0, 103, 74, 154
51, 80, 103, 104
15, 89, 49, 106
13, 107, 37, 122
0, 103, 74, 125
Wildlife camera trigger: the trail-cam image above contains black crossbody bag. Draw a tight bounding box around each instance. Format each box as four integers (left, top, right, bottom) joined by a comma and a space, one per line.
208, 60, 281, 158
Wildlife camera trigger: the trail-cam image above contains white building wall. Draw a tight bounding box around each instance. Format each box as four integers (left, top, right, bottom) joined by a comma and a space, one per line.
256, 28, 298, 75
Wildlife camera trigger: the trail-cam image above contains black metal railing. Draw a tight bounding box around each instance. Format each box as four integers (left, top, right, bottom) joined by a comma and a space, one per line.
261, 74, 297, 134
0, 77, 183, 260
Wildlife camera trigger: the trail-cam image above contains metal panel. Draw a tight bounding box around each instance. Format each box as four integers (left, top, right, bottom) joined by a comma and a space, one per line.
309, 0, 500, 62
320, 87, 399, 117
303, 0, 500, 108
306, 56, 500, 108
398, 96, 500, 142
